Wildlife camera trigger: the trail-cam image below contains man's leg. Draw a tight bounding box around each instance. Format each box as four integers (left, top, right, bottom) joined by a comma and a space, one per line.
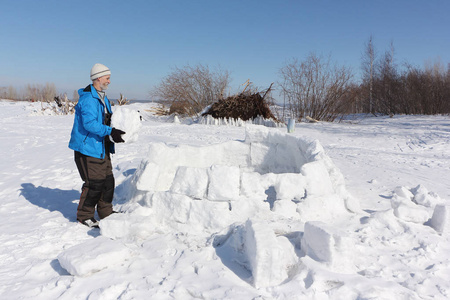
74, 152, 108, 222
97, 154, 114, 219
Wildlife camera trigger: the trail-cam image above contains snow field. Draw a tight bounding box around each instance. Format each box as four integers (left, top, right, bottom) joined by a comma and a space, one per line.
1, 100, 449, 299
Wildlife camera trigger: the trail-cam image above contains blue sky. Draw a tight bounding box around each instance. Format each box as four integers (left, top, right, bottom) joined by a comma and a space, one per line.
1, 0, 449, 100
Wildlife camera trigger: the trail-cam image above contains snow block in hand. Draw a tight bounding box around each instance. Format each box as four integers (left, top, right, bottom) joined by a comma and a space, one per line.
110, 107, 142, 143
429, 204, 450, 234
57, 237, 131, 276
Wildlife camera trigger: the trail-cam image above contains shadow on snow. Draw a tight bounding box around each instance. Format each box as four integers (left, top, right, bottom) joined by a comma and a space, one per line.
20, 183, 79, 222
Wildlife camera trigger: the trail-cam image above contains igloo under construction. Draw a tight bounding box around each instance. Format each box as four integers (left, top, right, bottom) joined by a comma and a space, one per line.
114, 125, 359, 232
98, 125, 360, 288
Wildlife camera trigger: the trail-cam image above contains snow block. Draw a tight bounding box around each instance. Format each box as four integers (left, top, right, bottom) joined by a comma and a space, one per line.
244, 125, 270, 143
393, 186, 414, 200
300, 161, 334, 196
133, 160, 160, 191
207, 165, 240, 201
249, 142, 275, 173
393, 203, 430, 224
272, 199, 299, 218
170, 166, 208, 199
100, 211, 155, 240
152, 192, 192, 224
301, 221, 350, 267
429, 204, 450, 234
274, 173, 306, 200
110, 107, 142, 143
140, 191, 231, 231
57, 237, 131, 276
411, 184, 442, 208
188, 199, 231, 230
391, 187, 430, 223
240, 172, 269, 199
244, 219, 297, 288
302, 221, 334, 263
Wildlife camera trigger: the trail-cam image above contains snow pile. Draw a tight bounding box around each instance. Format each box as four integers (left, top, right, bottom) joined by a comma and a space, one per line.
390, 184, 444, 224
110, 106, 142, 143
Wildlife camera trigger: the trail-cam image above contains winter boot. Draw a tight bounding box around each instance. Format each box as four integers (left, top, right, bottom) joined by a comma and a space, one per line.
78, 217, 100, 228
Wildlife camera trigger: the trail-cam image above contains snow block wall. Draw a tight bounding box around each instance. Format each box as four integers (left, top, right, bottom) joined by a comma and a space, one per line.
121, 125, 358, 230
100, 125, 359, 286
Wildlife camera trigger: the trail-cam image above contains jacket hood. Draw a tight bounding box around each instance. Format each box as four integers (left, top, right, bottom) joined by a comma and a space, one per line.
78, 84, 93, 98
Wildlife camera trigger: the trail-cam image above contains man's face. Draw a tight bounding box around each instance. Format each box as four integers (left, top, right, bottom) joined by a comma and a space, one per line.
98, 75, 111, 91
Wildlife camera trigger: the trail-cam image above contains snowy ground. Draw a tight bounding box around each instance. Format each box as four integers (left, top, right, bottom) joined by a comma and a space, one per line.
0, 99, 449, 299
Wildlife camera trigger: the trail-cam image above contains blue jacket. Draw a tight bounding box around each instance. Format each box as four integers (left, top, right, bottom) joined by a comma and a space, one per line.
69, 85, 115, 159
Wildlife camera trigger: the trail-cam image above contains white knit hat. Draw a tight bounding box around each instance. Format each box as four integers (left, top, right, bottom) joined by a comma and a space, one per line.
90, 63, 111, 80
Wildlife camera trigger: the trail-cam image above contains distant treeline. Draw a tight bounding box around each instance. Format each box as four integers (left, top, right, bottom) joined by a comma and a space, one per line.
2, 37, 449, 120
0, 83, 79, 103
152, 37, 449, 121
279, 38, 449, 121
355, 37, 450, 116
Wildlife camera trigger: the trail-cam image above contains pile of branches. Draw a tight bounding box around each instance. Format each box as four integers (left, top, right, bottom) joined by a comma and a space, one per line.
147, 104, 170, 116
202, 84, 277, 121
50, 94, 76, 115
117, 93, 130, 106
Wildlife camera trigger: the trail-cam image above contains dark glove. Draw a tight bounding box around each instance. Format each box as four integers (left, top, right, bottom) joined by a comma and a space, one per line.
111, 128, 126, 143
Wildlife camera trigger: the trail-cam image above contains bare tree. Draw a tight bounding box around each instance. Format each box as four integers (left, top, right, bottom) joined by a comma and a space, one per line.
42, 82, 57, 102
72, 90, 79, 102
361, 35, 376, 114
0, 86, 18, 100
25, 83, 57, 102
151, 64, 231, 117
278, 53, 354, 121
373, 41, 401, 115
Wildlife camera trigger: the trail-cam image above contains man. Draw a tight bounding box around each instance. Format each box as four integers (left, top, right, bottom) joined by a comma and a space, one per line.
69, 63, 126, 228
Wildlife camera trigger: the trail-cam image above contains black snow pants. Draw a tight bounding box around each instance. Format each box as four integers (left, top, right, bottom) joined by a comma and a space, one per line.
74, 151, 114, 221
